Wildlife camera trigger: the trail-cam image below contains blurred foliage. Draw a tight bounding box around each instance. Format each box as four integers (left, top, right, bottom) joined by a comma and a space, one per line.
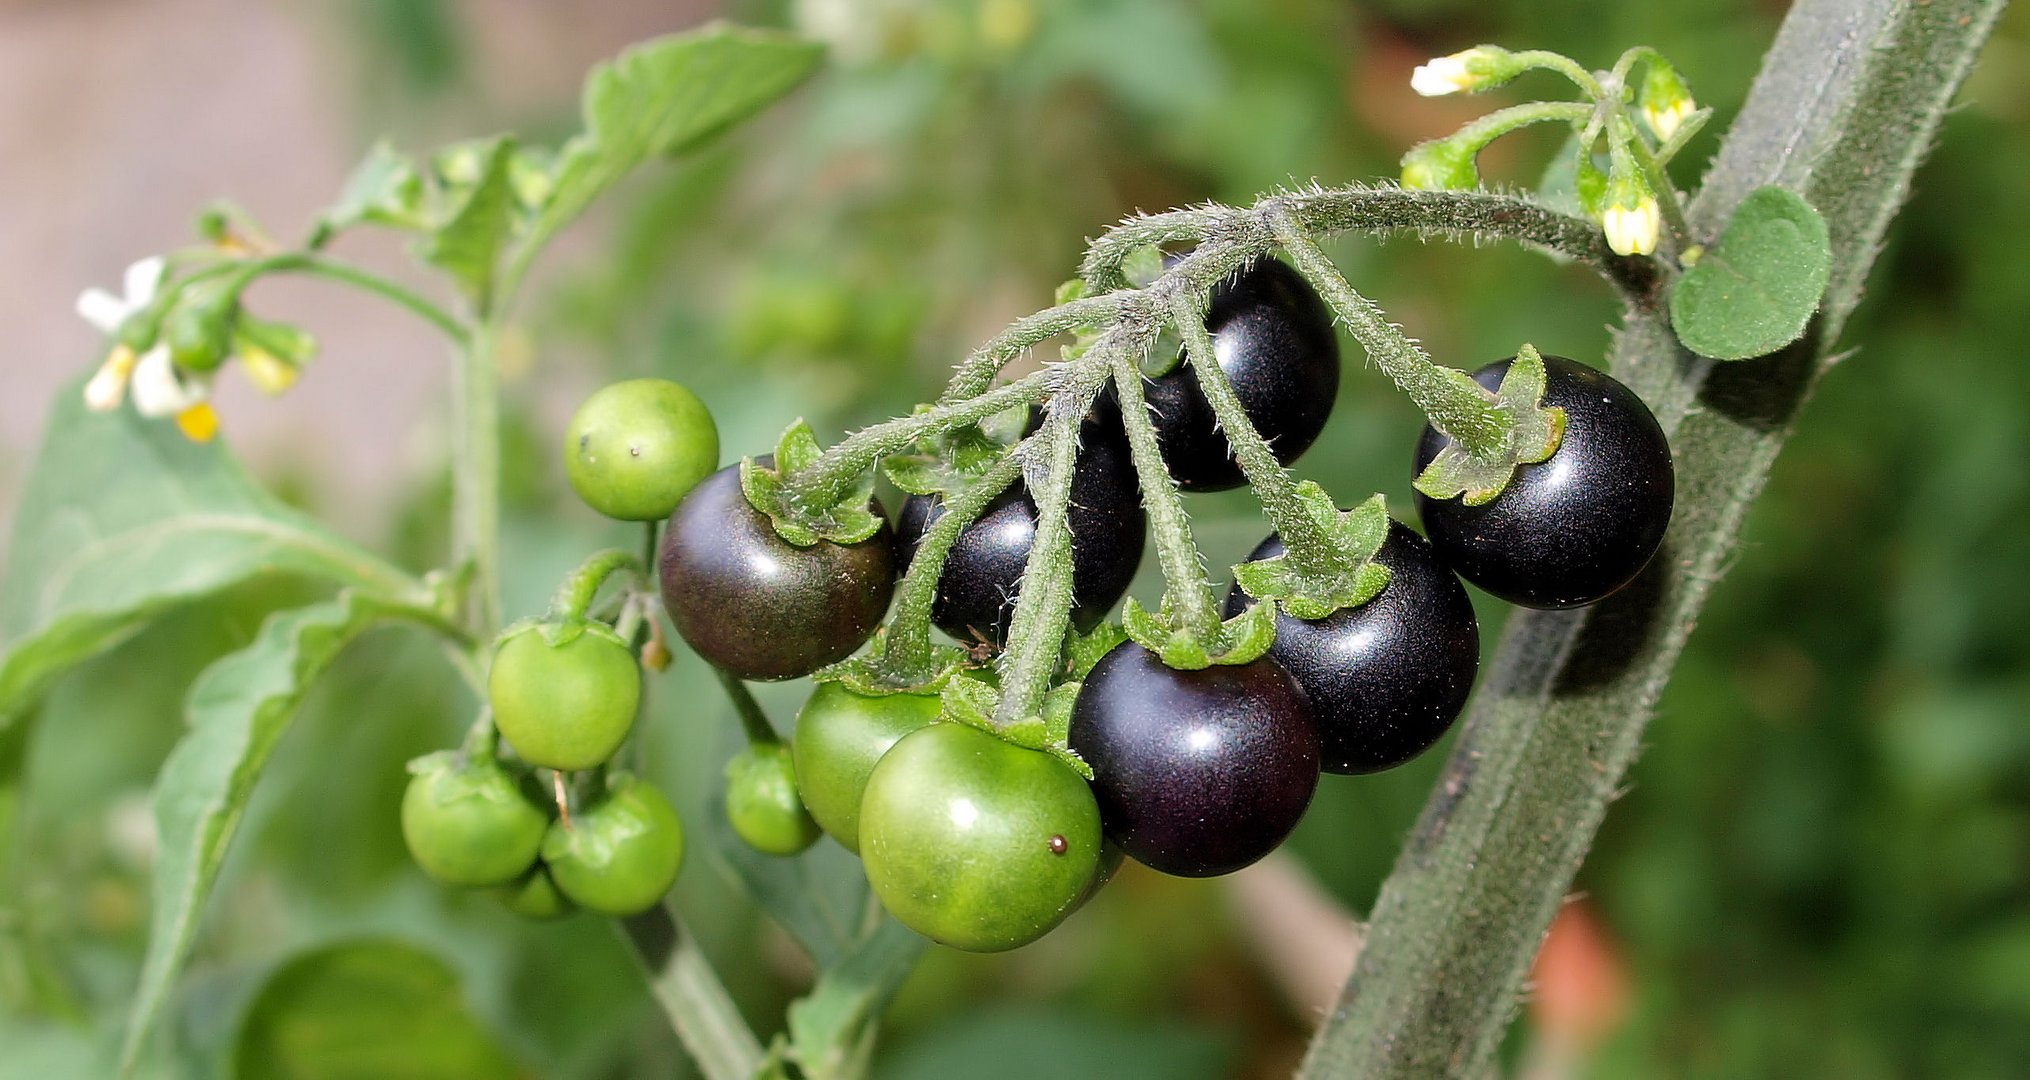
5, 0, 2028, 1077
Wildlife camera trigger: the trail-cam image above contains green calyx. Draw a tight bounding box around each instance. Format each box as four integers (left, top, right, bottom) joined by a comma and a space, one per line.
812, 633, 971, 698
1412, 344, 1567, 506
1232, 488, 1396, 620
163, 286, 239, 375
1120, 594, 1278, 671
740, 419, 886, 547
881, 409, 1023, 499
936, 671, 1090, 780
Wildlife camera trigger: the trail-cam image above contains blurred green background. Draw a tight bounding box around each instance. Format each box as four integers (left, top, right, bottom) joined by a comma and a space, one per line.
3, 1, 2028, 1077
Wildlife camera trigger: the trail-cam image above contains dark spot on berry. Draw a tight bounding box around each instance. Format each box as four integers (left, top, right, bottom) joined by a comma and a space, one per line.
1048, 834, 1068, 855
578, 434, 590, 450
629, 443, 642, 457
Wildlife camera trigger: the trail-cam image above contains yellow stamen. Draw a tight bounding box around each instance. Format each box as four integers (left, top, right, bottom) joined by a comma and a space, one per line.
175, 403, 220, 442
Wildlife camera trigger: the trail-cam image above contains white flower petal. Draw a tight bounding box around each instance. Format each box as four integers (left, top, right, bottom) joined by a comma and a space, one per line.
77, 288, 130, 333
1411, 56, 1472, 96
83, 348, 137, 412
123, 256, 167, 306
130, 346, 211, 418
1603, 199, 1662, 257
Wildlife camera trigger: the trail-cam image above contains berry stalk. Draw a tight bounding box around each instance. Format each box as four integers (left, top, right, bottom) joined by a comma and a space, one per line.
1268, 211, 1513, 457
990, 362, 1113, 727
877, 453, 1025, 679
1164, 288, 1354, 579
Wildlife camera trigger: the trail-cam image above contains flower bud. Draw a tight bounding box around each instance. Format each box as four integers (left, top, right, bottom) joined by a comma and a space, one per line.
1400, 139, 1480, 192
1639, 62, 1696, 143
1410, 46, 1516, 97
1600, 165, 1661, 257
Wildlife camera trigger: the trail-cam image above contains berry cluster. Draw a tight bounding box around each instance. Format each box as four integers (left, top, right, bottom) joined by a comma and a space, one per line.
401, 204, 1671, 953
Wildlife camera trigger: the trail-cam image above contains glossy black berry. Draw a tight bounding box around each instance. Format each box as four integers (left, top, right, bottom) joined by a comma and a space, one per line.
659, 459, 895, 680
1069, 642, 1318, 877
1413, 355, 1673, 609
895, 417, 1144, 650
1222, 523, 1479, 773
1141, 256, 1339, 492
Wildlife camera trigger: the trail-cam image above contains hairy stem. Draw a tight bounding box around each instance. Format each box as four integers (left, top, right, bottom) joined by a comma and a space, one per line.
880, 453, 1025, 672
778, 367, 1056, 515
1082, 188, 1638, 297
1268, 214, 1511, 455
1107, 336, 1220, 641
1614, 113, 1694, 256
991, 359, 1113, 726
1447, 101, 1593, 153
1510, 49, 1606, 98
941, 294, 1124, 403
1300, 1, 2002, 1075
1165, 289, 1348, 577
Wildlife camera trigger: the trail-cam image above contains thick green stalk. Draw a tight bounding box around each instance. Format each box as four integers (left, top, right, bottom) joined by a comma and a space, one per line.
1081, 188, 1639, 298
940, 294, 1125, 403
714, 668, 780, 746
1299, 2, 2002, 1075
621, 904, 767, 1080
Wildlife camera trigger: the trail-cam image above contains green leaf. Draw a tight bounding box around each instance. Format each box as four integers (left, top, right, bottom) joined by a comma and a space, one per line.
785, 917, 928, 1080
0, 384, 425, 731
232, 940, 520, 1079
1670, 185, 1832, 360
524, 25, 823, 261
416, 135, 519, 301
124, 591, 437, 1070
880, 1006, 1234, 1080
310, 141, 426, 246
705, 807, 877, 970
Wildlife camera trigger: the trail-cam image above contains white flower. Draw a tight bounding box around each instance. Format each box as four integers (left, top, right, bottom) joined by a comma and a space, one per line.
76, 256, 165, 334
1602, 196, 1662, 257
1410, 47, 1506, 96
77, 256, 167, 412
1411, 55, 1472, 96
130, 345, 212, 418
